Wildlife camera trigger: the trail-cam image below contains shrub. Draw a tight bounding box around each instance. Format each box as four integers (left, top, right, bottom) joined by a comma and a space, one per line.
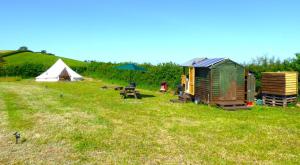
84, 62, 182, 89
18, 46, 28, 51
0, 63, 87, 78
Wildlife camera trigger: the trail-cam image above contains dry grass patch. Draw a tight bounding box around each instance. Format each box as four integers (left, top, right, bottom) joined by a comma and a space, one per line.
0, 111, 100, 164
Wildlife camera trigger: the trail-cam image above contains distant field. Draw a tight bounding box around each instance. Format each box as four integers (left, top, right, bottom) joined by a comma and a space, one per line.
0, 79, 299, 164
0, 50, 14, 54
0, 51, 87, 67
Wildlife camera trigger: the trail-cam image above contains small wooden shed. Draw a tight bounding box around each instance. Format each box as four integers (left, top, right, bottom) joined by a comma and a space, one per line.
262, 72, 298, 96
181, 58, 254, 108
261, 72, 298, 106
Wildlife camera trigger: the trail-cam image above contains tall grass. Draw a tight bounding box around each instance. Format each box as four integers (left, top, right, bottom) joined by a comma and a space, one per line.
0, 77, 22, 82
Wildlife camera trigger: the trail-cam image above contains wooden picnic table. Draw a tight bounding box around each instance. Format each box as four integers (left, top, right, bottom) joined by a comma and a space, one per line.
120, 86, 141, 99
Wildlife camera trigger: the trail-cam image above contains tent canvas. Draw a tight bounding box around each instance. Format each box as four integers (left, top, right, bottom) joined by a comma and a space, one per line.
36, 59, 83, 82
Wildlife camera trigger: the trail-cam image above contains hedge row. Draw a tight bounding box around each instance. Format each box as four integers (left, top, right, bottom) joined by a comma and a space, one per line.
0, 50, 32, 58
0, 61, 182, 89
84, 62, 182, 89
0, 63, 87, 78
0, 54, 299, 93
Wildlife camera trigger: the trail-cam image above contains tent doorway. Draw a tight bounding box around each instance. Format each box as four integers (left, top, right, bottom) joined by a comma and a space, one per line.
59, 68, 71, 81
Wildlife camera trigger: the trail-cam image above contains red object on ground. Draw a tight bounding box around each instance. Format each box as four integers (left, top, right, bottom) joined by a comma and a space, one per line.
160, 82, 168, 92
247, 102, 254, 107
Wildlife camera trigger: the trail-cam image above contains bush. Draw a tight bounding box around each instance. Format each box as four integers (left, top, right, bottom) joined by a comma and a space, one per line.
0, 63, 87, 78
245, 54, 300, 94
84, 62, 182, 89
18, 46, 28, 51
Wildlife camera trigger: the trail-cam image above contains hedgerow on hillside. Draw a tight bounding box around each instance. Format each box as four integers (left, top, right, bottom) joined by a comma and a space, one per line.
0, 63, 87, 78
0, 49, 87, 78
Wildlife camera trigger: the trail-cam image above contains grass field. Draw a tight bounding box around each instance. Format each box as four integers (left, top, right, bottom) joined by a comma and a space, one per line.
0, 79, 299, 164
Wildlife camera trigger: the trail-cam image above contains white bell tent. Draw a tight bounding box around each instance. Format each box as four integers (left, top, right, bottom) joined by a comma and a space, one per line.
36, 59, 83, 82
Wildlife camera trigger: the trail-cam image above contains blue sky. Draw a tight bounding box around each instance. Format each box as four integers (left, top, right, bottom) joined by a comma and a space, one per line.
1, 0, 299, 64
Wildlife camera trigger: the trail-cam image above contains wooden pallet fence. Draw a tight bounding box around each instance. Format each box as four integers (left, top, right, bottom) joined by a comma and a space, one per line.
262, 94, 297, 107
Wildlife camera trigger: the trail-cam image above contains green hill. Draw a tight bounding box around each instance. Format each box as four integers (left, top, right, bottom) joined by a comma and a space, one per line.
0, 50, 88, 77
0, 50, 87, 67
0, 50, 14, 54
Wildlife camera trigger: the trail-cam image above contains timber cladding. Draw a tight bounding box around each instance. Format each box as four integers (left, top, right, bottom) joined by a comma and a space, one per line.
210, 60, 245, 103
246, 74, 256, 102
261, 72, 298, 96
194, 60, 245, 104
195, 68, 210, 104
181, 58, 253, 106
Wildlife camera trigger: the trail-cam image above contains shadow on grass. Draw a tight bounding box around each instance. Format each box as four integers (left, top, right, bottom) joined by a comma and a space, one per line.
140, 94, 155, 98
120, 94, 155, 99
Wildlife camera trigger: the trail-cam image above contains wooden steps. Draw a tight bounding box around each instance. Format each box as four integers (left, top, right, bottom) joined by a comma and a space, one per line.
170, 93, 192, 103
178, 93, 192, 103
216, 101, 249, 110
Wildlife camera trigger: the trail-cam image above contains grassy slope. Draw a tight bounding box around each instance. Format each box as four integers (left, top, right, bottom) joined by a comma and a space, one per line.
0, 50, 14, 54
1, 51, 86, 67
0, 79, 299, 164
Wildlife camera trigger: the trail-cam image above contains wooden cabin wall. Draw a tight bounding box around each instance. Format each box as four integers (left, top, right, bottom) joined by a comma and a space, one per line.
211, 67, 220, 103
246, 74, 256, 102
236, 64, 246, 101
195, 68, 210, 104
210, 60, 245, 103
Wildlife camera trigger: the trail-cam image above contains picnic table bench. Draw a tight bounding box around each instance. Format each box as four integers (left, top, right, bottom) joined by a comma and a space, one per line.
120, 86, 141, 99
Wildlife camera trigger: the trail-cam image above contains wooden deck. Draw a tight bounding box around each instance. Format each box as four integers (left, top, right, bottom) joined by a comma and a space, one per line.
170, 93, 192, 103
215, 101, 248, 110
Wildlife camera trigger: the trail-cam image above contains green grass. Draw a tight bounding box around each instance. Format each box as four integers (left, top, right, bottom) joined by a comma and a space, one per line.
1, 51, 87, 67
0, 79, 299, 164
0, 77, 22, 82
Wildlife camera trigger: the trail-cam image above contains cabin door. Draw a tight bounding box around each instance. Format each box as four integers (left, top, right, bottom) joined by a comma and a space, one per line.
246, 74, 256, 102
219, 66, 237, 100
188, 67, 195, 95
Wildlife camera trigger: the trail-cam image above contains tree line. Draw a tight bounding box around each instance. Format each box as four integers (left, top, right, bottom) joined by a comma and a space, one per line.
85, 54, 299, 91
0, 52, 299, 93
245, 53, 300, 93
84, 61, 181, 89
